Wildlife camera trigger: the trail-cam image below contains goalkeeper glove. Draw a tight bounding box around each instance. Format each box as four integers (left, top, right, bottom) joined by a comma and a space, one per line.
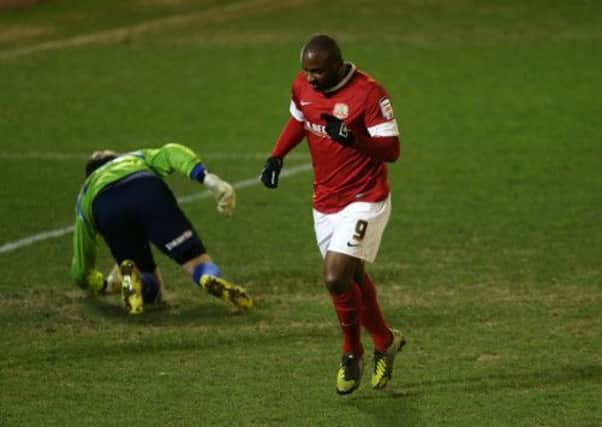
321, 114, 354, 146
260, 157, 283, 189
203, 173, 236, 216
103, 264, 122, 294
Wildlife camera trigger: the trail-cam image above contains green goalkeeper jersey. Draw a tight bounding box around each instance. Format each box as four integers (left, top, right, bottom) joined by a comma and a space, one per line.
71, 143, 203, 291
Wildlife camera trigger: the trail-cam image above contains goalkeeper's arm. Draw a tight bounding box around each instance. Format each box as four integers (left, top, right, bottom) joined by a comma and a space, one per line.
71, 216, 105, 293
142, 143, 236, 216
190, 163, 236, 217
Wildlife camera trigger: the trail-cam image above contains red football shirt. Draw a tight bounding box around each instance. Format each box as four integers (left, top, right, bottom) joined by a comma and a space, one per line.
284, 63, 400, 213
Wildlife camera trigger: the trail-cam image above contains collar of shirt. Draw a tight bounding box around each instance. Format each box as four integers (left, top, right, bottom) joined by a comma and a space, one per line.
323, 62, 357, 94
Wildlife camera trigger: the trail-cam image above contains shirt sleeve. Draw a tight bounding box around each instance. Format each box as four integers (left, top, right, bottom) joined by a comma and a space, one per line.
289, 76, 305, 122
270, 78, 306, 158
363, 85, 400, 137
289, 100, 305, 122
352, 84, 401, 162
271, 117, 305, 159
141, 143, 203, 179
71, 212, 103, 291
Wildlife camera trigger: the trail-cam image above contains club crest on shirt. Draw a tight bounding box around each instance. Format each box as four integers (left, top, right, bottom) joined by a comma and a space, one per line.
332, 103, 349, 119
379, 97, 394, 120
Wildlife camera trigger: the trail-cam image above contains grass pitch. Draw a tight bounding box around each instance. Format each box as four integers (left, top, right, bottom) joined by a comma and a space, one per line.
1, 1, 601, 426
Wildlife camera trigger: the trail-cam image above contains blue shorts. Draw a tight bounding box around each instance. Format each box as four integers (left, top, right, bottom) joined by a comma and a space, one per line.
92, 172, 206, 272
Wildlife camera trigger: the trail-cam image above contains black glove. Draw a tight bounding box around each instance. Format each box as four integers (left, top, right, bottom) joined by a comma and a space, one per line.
260, 157, 283, 189
321, 114, 354, 146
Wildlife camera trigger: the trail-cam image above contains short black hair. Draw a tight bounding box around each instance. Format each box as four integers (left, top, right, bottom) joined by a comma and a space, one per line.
85, 150, 118, 177
302, 34, 342, 63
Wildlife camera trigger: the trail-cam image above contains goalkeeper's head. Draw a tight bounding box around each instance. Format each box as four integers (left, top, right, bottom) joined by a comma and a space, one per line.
85, 150, 118, 177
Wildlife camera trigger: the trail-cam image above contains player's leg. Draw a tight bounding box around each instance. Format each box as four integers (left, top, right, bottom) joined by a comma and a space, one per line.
98, 242, 158, 314
181, 254, 253, 310
92, 182, 161, 314
356, 267, 406, 389
314, 209, 364, 394
103, 264, 164, 301
133, 176, 252, 310
353, 266, 394, 356
323, 250, 365, 395
151, 267, 166, 302
327, 195, 405, 390
102, 262, 162, 310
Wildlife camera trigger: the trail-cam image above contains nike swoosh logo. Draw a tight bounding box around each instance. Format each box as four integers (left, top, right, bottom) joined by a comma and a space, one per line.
300, 101, 312, 106
346, 242, 360, 247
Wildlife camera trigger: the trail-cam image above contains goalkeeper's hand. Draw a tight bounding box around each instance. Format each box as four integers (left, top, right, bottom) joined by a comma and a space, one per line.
203, 173, 236, 216
260, 156, 283, 189
321, 114, 354, 146
103, 264, 122, 294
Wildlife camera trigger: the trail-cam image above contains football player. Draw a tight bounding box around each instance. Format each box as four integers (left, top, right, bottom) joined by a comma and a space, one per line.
260, 34, 405, 394
72, 143, 253, 314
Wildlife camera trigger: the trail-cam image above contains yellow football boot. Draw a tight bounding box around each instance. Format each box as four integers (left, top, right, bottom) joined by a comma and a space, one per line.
371, 328, 406, 389
199, 275, 254, 310
336, 353, 364, 395
120, 260, 143, 315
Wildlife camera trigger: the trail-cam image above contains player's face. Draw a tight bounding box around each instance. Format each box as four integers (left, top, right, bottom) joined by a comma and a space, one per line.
302, 50, 341, 92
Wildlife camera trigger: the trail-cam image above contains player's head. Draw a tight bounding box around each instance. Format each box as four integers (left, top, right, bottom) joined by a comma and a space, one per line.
300, 34, 345, 92
85, 150, 118, 177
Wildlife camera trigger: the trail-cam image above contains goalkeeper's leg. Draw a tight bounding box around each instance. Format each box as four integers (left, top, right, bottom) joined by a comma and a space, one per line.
119, 261, 163, 314
183, 254, 254, 310
120, 260, 144, 314
145, 207, 254, 310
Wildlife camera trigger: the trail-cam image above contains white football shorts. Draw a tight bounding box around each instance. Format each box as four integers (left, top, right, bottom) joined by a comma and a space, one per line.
313, 195, 391, 263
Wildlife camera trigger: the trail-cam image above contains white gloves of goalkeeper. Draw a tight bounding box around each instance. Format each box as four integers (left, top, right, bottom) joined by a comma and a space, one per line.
203, 172, 236, 216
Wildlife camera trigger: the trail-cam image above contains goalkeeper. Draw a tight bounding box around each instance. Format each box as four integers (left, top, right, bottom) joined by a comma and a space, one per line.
71, 142, 253, 314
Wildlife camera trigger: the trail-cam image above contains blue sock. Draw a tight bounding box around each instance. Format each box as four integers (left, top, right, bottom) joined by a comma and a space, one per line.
141, 272, 160, 303
192, 261, 221, 285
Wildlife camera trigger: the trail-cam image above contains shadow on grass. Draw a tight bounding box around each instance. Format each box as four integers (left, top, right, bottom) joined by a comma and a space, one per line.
1, 326, 334, 370
393, 364, 602, 399
82, 293, 257, 325
338, 364, 602, 426
342, 388, 422, 426
1, 297, 334, 370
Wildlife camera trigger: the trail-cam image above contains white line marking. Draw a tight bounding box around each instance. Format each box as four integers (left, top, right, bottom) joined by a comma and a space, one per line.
0, 226, 76, 255
0, 152, 88, 160
0, 0, 314, 60
0, 162, 312, 254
